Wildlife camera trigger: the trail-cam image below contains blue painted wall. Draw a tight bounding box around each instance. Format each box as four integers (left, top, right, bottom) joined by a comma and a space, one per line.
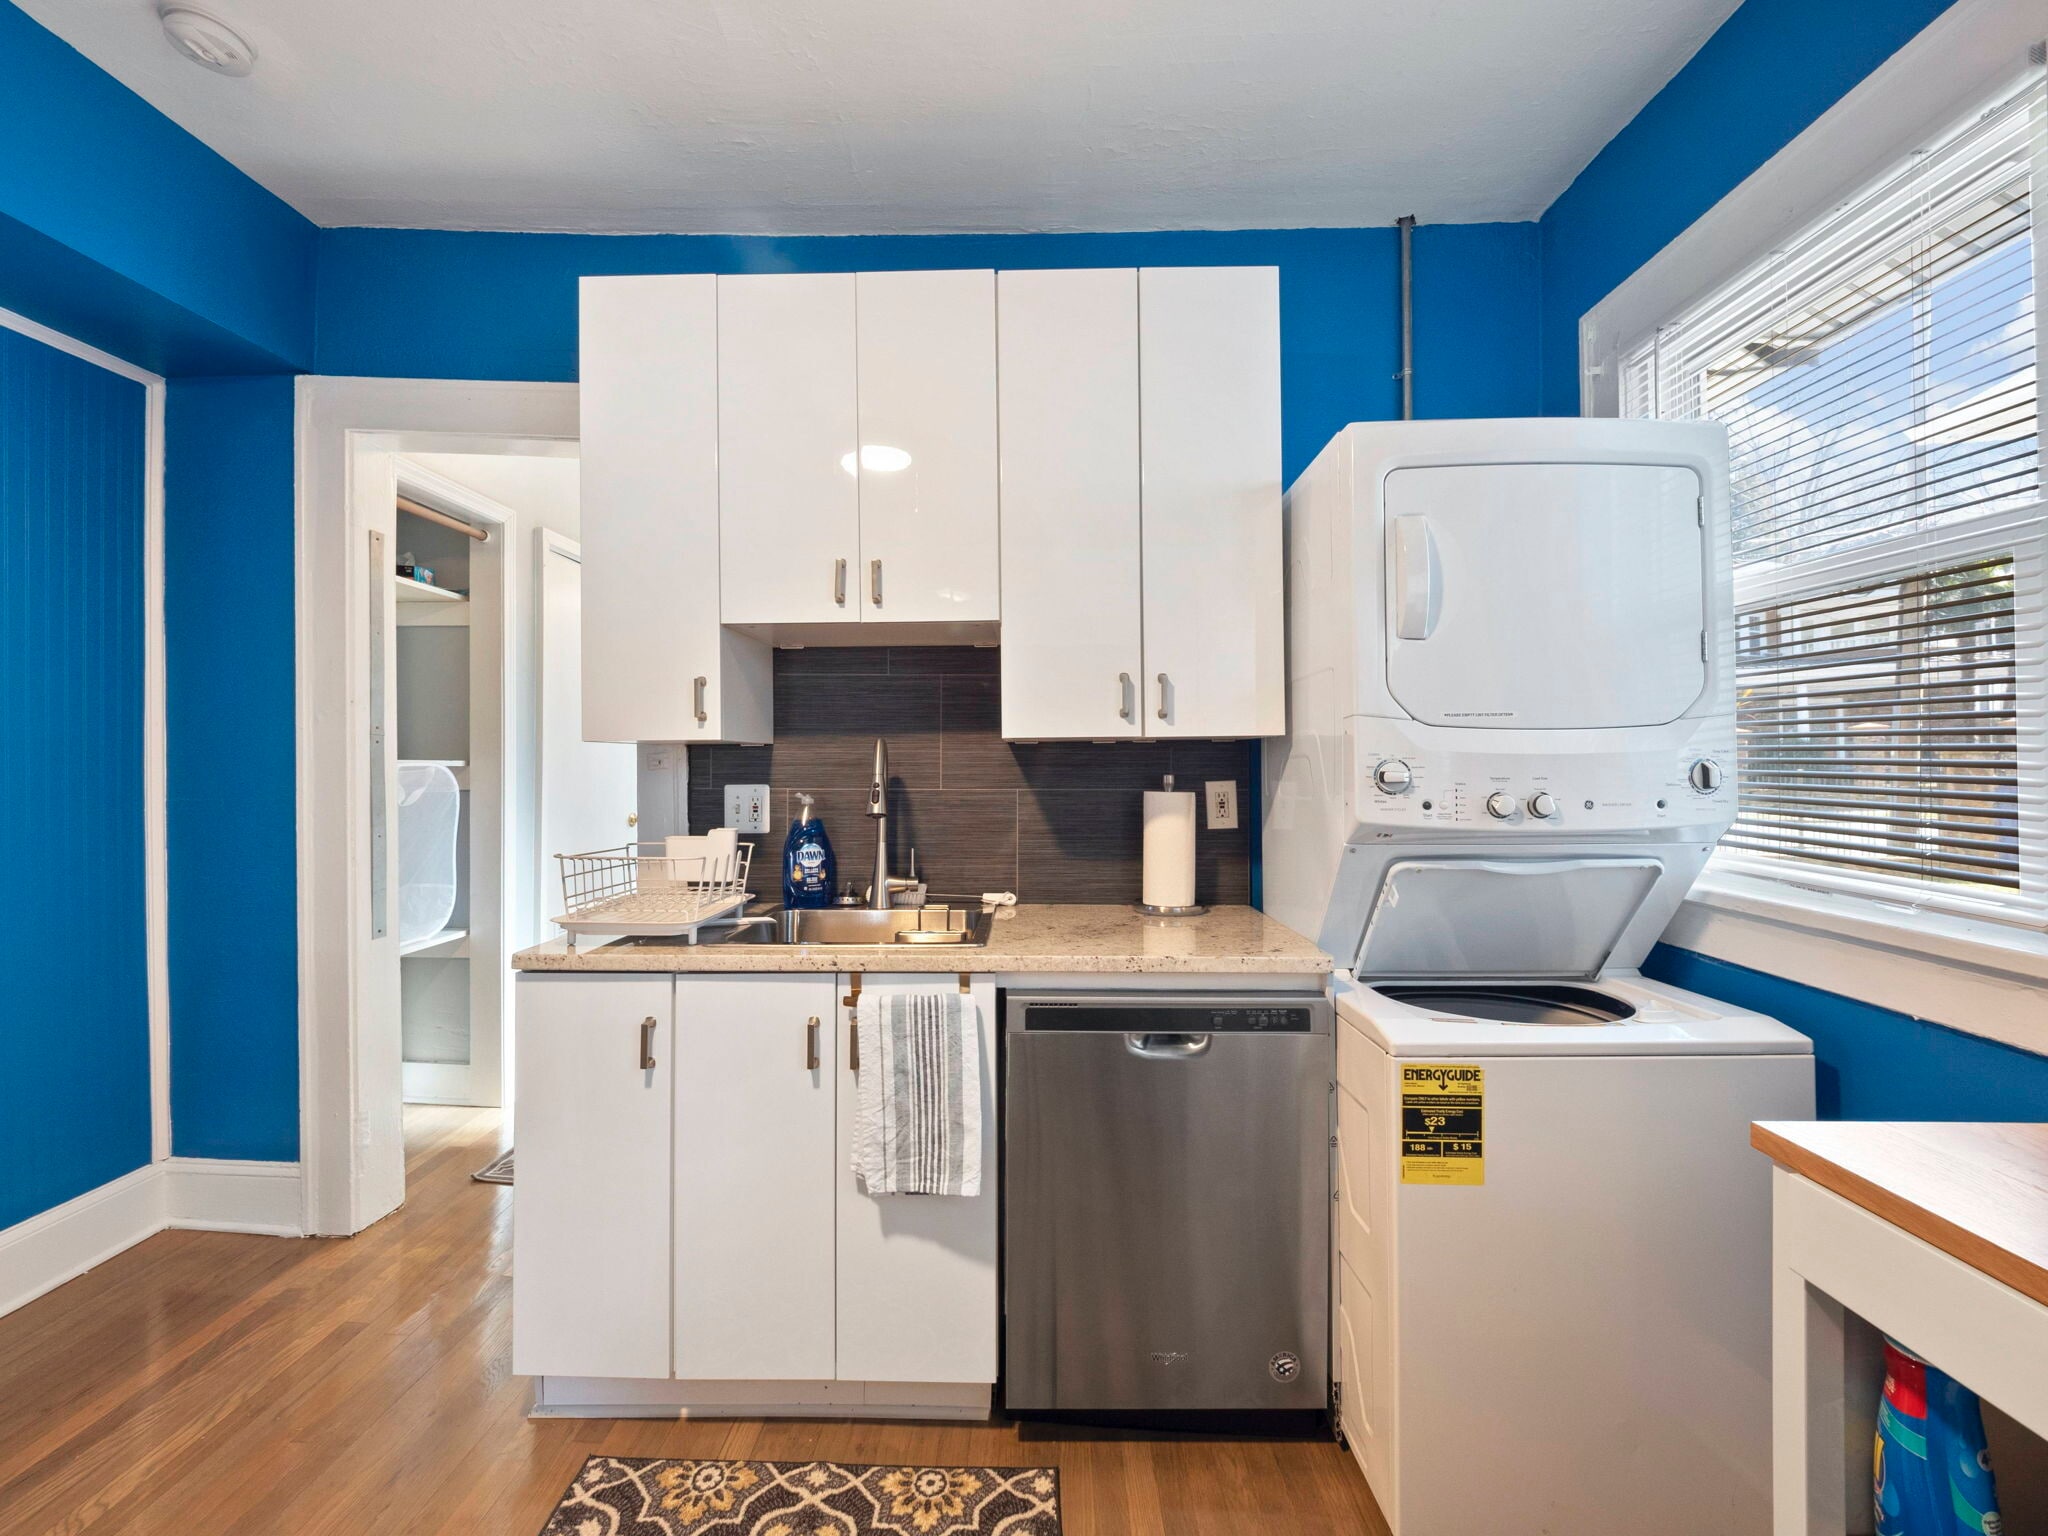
164, 376, 301, 1161
0, 324, 153, 1228
0, 2, 316, 375
1535, 0, 1962, 413
1644, 946, 2048, 1118
314, 220, 1541, 483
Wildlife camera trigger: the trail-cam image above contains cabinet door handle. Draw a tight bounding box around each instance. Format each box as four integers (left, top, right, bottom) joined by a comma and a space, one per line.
1117, 672, 1134, 722
870, 558, 883, 608
1156, 672, 1169, 721
692, 676, 708, 724
848, 1019, 860, 1073
639, 1016, 657, 1071
806, 1016, 820, 1071
834, 557, 848, 606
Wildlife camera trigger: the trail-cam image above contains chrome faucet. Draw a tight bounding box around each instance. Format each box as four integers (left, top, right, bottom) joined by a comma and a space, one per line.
866, 737, 919, 909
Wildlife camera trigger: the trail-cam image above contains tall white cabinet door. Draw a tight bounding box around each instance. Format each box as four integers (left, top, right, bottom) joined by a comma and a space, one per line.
1138, 266, 1284, 737
835, 977, 999, 1384
997, 269, 1144, 739
512, 974, 673, 1379
855, 270, 1000, 623
579, 276, 772, 743
673, 975, 839, 1381
718, 274, 860, 626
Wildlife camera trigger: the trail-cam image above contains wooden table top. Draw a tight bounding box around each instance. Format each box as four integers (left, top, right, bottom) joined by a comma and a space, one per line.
1752, 1121, 2048, 1309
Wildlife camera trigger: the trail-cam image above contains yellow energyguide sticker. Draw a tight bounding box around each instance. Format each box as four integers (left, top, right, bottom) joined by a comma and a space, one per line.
1400, 1063, 1485, 1185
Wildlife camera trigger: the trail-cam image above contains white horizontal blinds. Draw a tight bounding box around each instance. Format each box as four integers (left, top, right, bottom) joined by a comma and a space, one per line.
1620, 71, 2048, 919
1727, 557, 2020, 887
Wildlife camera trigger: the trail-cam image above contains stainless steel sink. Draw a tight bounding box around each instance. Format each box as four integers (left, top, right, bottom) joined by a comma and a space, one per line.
686, 906, 992, 948
785, 905, 991, 946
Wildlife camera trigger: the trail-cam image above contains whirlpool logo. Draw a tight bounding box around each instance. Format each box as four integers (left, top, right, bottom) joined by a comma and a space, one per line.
1147, 1351, 1190, 1367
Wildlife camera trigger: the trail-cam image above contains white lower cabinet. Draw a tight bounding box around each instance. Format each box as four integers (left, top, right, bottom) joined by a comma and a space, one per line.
673, 974, 839, 1380
512, 974, 674, 1380
834, 976, 999, 1383
516, 971, 998, 1402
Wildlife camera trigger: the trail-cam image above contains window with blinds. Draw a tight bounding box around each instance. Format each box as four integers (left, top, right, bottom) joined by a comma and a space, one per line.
1618, 73, 2047, 922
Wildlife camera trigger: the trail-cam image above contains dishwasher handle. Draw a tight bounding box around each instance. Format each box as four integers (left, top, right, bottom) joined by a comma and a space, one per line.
1123, 1032, 1212, 1060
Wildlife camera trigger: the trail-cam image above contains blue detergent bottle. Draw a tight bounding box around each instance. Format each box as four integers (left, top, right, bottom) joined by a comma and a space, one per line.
1875, 1337, 2003, 1535
782, 793, 836, 910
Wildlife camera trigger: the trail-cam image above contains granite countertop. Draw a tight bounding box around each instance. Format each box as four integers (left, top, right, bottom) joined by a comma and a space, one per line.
512, 903, 1331, 976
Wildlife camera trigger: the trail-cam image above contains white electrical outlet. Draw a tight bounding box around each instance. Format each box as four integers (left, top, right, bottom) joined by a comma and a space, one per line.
643, 746, 673, 772
1206, 780, 1239, 830
725, 783, 770, 833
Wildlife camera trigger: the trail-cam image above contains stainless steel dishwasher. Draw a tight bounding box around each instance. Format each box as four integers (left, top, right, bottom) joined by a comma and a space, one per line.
1003, 990, 1333, 1413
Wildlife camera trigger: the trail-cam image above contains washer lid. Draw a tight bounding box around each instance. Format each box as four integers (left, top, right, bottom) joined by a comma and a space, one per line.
1354, 857, 1663, 981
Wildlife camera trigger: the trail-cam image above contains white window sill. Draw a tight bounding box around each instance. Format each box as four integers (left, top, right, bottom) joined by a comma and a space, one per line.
1662, 872, 2048, 1058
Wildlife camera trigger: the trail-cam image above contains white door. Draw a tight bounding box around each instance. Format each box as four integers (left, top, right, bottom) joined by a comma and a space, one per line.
997, 269, 1144, 739
1139, 266, 1284, 737
718, 273, 860, 626
1382, 462, 1707, 729
835, 976, 999, 1384
512, 974, 673, 1379
538, 534, 637, 938
578, 274, 772, 744
674, 975, 839, 1381
854, 270, 1000, 623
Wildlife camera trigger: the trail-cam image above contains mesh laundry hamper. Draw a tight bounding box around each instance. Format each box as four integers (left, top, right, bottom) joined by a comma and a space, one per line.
396, 762, 460, 945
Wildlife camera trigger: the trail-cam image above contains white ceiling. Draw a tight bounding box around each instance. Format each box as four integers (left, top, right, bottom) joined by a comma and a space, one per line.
26, 0, 1741, 234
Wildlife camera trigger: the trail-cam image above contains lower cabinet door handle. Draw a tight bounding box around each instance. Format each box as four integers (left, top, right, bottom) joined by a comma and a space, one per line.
848, 1019, 860, 1072
806, 1016, 820, 1071
639, 1016, 657, 1071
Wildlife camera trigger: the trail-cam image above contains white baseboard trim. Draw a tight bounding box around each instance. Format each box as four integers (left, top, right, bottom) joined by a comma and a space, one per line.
0, 1157, 305, 1321
530, 1376, 993, 1421
163, 1157, 306, 1237
0, 1165, 165, 1320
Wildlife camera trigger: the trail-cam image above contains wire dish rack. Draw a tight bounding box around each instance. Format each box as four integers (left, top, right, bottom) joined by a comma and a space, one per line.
553, 841, 753, 947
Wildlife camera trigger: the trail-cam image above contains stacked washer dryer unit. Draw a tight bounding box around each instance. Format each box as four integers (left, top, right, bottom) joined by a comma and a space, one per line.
1263, 419, 1815, 1536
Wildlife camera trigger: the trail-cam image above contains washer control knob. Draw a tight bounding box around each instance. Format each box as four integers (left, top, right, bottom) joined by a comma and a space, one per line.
1372, 759, 1414, 795
1689, 758, 1724, 794
1485, 791, 1517, 820
1527, 791, 1558, 819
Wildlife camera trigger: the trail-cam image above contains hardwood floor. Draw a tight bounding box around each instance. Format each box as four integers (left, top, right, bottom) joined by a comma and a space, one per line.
0, 1106, 1387, 1535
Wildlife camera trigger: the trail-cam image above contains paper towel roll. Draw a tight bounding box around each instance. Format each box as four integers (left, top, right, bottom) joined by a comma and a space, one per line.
1142, 790, 1197, 910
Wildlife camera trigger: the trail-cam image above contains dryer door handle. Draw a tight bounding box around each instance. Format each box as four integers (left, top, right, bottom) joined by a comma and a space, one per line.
1392, 515, 1442, 640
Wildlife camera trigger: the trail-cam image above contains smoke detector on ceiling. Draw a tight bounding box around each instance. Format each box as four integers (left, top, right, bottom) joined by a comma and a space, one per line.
157, 5, 257, 77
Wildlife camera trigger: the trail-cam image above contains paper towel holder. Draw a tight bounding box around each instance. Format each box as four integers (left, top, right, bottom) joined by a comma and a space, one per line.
1134, 773, 1209, 918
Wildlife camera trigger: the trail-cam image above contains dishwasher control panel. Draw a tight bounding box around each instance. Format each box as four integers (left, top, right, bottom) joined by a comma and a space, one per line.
1015, 995, 1331, 1034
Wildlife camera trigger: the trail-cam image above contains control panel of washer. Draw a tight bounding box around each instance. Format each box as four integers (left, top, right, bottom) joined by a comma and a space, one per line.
1352, 732, 1733, 835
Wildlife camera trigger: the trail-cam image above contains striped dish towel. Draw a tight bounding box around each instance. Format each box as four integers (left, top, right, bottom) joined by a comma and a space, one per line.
853, 988, 982, 1196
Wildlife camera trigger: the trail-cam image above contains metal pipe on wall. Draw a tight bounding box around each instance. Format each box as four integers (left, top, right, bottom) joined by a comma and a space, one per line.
1397, 214, 1417, 420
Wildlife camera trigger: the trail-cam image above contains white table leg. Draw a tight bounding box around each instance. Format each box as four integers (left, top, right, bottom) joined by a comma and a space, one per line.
1774, 1219, 1850, 1534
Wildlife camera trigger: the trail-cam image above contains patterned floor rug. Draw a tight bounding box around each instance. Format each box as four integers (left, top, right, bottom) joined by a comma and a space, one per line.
539, 1457, 1060, 1536
472, 1149, 514, 1184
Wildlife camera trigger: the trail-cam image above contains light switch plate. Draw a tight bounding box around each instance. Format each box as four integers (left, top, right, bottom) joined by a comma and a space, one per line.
643, 746, 674, 772
1205, 780, 1239, 830
725, 783, 770, 833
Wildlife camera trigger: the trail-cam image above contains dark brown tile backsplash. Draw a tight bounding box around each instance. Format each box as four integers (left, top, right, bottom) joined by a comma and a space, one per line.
688, 647, 1252, 905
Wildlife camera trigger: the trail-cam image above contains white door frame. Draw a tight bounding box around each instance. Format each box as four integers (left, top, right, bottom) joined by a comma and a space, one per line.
295, 377, 578, 1236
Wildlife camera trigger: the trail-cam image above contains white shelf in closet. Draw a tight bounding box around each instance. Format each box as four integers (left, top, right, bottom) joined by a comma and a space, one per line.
395, 574, 464, 603
399, 927, 469, 959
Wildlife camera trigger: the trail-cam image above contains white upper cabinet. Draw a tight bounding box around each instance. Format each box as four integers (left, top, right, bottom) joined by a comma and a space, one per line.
718, 274, 861, 626
854, 270, 1000, 624
1139, 266, 1284, 738
997, 268, 1145, 739
579, 275, 771, 743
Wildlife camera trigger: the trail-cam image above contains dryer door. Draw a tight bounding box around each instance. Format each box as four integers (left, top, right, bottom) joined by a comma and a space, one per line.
1382, 461, 1705, 728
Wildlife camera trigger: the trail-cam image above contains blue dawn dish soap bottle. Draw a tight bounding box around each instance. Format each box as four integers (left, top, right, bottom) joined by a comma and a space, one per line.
782, 793, 836, 910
